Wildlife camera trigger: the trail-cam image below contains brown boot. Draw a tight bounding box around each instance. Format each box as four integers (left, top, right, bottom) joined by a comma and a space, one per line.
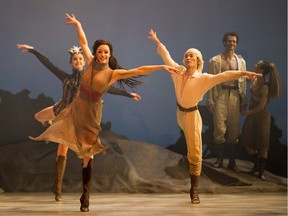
258, 158, 267, 181
212, 143, 225, 168
227, 143, 240, 173
190, 175, 200, 204
52, 155, 67, 202
80, 159, 93, 212
249, 154, 260, 174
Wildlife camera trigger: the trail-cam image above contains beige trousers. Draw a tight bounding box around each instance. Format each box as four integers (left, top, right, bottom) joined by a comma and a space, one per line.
213, 89, 240, 144
177, 109, 202, 176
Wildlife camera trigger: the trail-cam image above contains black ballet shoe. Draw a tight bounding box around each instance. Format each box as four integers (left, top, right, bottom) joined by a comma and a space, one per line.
80, 196, 89, 212
80, 205, 89, 212
54, 193, 62, 202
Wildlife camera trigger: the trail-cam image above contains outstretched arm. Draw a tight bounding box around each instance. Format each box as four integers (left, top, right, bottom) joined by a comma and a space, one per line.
222, 70, 261, 81
109, 65, 179, 86
16, 44, 67, 81
107, 86, 142, 101
65, 13, 93, 64
207, 70, 262, 91
202, 71, 262, 100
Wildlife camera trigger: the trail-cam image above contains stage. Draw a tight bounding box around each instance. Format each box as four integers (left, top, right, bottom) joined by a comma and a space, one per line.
0, 192, 286, 215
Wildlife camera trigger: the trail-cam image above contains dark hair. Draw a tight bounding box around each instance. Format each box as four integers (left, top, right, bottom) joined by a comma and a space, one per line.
222, 32, 239, 44
257, 60, 273, 76
92, 39, 142, 89
256, 60, 282, 99
92, 40, 119, 68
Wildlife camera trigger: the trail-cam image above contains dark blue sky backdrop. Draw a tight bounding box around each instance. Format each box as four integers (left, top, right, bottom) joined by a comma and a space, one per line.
1, 0, 287, 146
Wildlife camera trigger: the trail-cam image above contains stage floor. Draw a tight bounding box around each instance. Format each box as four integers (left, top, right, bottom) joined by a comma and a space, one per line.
0, 192, 287, 216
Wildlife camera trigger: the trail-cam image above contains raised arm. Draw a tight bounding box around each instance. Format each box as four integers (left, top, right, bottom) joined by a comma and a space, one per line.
109, 65, 179, 86
148, 29, 183, 69
148, 29, 161, 47
16, 44, 67, 81
65, 13, 93, 64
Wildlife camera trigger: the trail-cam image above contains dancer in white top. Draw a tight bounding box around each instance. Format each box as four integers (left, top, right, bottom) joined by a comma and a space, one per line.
148, 29, 261, 204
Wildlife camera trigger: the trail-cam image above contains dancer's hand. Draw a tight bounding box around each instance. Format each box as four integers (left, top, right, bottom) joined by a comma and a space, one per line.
242, 71, 262, 81
16, 44, 34, 52
130, 93, 142, 101
163, 65, 180, 75
65, 13, 80, 26
148, 29, 161, 46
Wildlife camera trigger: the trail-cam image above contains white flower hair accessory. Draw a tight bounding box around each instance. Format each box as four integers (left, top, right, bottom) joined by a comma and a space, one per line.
68, 46, 83, 55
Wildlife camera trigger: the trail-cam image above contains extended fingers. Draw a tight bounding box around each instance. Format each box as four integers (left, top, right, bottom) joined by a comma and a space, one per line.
65, 13, 76, 23
148, 29, 156, 38
16, 44, 29, 52
170, 67, 180, 74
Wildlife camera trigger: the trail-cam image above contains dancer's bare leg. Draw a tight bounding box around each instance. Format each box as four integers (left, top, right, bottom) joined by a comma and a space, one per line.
57, 144, 69, 158
83, 155, 93, 167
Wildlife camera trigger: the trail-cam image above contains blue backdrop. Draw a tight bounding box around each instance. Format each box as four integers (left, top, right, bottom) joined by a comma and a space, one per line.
1, 0, 287, 146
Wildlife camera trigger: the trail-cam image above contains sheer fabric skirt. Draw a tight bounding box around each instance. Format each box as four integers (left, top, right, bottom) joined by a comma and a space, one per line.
30, 93, 107, 158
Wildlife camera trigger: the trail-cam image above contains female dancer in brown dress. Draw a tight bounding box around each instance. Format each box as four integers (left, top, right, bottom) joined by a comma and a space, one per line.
29, 13, 178, 212
17, 44, 142, 202
242, 60, 282, 180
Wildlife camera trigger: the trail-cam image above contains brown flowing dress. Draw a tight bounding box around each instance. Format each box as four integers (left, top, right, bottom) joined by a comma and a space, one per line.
241, 81, 271, 153
30, 61, 113, 158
